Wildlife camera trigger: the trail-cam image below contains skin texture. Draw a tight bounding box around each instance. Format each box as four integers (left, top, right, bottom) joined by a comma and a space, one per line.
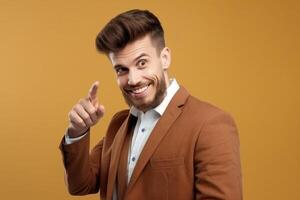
109, 34, 171, 112
67, 34, 171, 138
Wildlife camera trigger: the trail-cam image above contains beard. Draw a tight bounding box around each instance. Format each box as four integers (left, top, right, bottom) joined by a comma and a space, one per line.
121, 71, 167, 112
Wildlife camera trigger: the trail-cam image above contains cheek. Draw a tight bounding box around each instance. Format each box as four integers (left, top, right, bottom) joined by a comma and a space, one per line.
142, 67, 161, 82
147, 69, 163, 83
117, 76, 127, 88
142, 72, 157, 84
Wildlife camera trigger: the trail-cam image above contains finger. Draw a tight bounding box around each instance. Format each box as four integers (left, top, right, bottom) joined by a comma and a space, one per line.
80, 99, 98, 123
88, 81, 99, 101
74, 104, 93, 127
69, 110, 87, 129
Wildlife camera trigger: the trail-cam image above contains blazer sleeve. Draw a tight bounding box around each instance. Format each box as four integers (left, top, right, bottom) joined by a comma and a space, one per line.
194, 110, 243, 200
59, 131, 103, 195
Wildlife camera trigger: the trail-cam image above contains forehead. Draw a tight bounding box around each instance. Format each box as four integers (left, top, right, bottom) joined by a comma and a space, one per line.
109, 35, 157, 65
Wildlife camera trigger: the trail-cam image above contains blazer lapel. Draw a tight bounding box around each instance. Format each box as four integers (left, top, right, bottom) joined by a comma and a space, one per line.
125, 87, 190, 195
106, 114, 132, 200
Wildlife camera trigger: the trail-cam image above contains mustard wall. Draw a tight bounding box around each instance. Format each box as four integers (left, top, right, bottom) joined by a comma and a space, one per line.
0, 0, 299, 199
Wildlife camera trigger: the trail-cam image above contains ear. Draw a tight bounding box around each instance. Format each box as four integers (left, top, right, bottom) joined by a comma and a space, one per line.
160, 47, 171, 70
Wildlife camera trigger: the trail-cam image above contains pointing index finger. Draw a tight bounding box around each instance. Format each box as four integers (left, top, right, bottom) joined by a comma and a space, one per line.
88, 81, 99, 101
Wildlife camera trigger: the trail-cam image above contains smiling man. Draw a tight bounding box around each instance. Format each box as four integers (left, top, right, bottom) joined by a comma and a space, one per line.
59, 9, 243, 200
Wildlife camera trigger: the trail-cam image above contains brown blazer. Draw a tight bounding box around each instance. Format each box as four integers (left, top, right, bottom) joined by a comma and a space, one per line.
59, 87, 242, 200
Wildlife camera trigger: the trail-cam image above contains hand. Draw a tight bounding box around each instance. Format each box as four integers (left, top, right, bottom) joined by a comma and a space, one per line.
67, 81, 105, 138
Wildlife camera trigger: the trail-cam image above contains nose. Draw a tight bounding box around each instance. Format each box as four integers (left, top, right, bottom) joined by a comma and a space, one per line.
127, 69, 141, 86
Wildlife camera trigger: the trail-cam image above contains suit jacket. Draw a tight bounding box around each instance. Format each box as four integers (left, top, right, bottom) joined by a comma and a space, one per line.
59, 87, 243, 200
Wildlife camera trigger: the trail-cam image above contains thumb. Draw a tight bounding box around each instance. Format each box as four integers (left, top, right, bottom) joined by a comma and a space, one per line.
96, 104, 105, 118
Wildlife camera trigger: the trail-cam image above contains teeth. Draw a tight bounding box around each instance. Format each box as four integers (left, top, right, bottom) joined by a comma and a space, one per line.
132, 85, 148, 94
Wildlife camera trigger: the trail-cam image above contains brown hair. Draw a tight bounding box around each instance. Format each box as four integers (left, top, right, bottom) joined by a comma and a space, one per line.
95, 9, 165, 54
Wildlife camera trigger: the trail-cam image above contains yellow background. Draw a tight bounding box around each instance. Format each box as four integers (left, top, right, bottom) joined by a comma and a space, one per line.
0, 0, 299, 199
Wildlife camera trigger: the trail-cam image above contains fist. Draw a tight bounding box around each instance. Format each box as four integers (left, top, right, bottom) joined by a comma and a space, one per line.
67, 81, 105, 138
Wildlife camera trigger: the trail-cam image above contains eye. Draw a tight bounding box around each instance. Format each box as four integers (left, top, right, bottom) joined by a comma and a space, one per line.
137, 59, 147, 68
115, 67, 128, 75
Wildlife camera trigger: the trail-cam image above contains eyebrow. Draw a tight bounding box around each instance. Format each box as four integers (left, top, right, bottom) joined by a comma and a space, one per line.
133, 53, 149, 63
114, 64, 125, 70
113, 53, 149, 70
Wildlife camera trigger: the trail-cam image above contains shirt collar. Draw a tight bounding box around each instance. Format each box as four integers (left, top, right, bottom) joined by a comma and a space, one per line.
130, 79, 180, 117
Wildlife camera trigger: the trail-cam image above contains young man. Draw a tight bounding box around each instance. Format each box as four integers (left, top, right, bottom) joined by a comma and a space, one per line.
59, 9, 242, 200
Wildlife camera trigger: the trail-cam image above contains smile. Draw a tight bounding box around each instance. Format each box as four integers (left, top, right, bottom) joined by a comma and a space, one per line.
126, 84, 150, 97
131, 85, 149, 94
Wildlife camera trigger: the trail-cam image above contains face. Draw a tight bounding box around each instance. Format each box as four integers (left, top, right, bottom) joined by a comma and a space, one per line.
109, 35, 171, 112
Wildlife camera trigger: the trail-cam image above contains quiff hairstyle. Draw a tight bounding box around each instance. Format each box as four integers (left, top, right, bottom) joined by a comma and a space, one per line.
95, 9, 165, 55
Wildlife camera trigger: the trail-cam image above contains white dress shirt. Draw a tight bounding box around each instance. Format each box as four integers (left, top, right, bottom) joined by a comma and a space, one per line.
65, 79, 180, 199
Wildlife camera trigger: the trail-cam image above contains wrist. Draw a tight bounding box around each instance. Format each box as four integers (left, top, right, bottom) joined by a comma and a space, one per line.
67, 127, 89, 138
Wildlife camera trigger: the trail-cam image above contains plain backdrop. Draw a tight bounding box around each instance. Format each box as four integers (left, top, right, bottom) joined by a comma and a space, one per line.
0, 0, 299, 199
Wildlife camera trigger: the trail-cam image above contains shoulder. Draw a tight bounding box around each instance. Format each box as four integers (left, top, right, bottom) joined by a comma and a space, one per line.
182, 96, 239, 147
110, 109, 130, 124
183, 95, 235, 124
175, 86, 232, 120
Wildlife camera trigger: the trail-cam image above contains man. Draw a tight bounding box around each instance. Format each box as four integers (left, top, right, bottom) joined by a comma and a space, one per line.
59, 9, 242, 200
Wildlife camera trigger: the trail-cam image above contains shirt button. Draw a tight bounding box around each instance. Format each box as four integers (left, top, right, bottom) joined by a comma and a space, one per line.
132, 157, 136, 162
141, 128, 146, 132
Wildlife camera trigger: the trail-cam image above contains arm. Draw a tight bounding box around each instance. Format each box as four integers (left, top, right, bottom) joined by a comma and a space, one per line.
194, 111, 243, 200
59, 131, 103, 195
59, 81, 105, 195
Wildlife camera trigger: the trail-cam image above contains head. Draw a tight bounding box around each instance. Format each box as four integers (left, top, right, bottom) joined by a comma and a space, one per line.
96, 9, 171, 112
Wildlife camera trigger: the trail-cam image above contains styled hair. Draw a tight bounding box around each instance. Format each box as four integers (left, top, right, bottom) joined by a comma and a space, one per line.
95, 9, 165, 54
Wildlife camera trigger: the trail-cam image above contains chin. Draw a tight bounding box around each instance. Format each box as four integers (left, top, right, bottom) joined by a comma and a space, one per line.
133, 99, 155, 111
122, 79, 166, 111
